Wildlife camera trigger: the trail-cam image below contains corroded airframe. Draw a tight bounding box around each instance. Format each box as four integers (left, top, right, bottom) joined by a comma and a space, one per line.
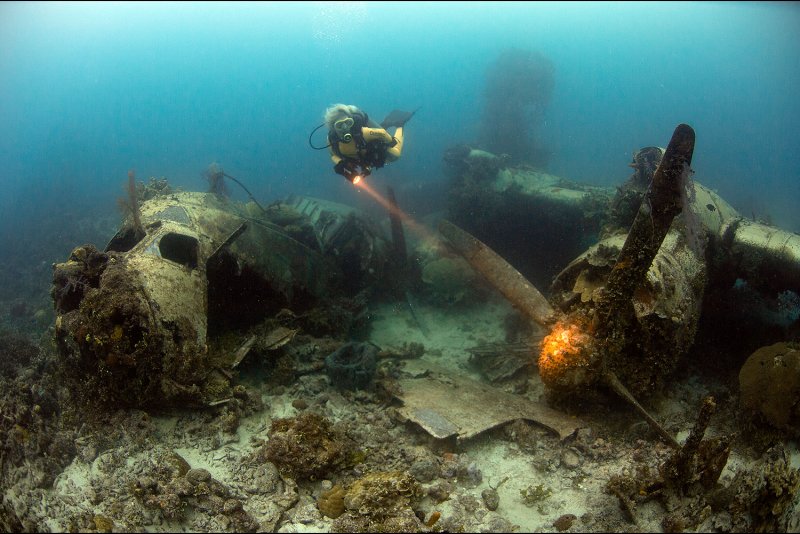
441, 124, 800, 439
52, 188, 387, 408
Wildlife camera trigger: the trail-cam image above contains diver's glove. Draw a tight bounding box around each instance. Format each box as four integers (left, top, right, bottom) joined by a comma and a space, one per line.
335, 160, 354, 177
335, 160, 371, 183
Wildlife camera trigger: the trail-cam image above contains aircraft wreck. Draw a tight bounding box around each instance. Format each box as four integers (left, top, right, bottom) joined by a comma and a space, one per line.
50, 123, 800, 444
440, 124, 800, 439
51, 183, 392, 409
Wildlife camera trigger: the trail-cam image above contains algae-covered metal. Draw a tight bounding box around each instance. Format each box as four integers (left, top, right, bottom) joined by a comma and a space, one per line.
51, 189, 388, 408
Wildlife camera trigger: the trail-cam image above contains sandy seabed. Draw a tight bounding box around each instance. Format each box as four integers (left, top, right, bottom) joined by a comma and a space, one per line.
3, 292, 799, 533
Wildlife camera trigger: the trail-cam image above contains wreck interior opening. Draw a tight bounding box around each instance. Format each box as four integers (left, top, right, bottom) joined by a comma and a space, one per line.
206, 250, 300, 337
105, 226, 145, 253
158, 232, 199, 270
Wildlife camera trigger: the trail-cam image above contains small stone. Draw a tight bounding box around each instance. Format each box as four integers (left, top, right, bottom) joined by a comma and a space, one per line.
409, 458, 439, 483
292, 398, 308, 410
553, 513, 577, 531
460, 461, 483, 487
172, 477, 194, 496
186, 468, 212, 484
481, 487, 500, 511
223, 499, 242, 514
575, 427, 594, 444
561, 448, 582, 469
294, 503, 321, 524
427, 481, 452, 503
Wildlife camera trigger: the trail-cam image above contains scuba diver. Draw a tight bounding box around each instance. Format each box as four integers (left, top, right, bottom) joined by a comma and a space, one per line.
310, 103, 417, 184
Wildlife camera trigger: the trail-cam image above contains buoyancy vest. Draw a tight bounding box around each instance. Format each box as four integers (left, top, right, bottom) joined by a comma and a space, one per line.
328, 112, 398, 169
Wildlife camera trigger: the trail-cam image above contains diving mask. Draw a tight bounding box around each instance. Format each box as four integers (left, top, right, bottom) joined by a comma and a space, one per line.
334, 117, 355, 142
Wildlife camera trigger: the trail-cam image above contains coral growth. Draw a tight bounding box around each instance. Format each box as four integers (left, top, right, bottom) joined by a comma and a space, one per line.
0, 333, 77, 532
318, 484, 347, 519
343, 471, 422, 517
718, 444, 800, 532
739, 341, 800, 432
53, 245, 209, 409
0, 328, 40, 379
132, 453, 258, 532
600, 397, 800, 532
261, 412, 348, 480
520, 483, 553, 511
127, 169, 145, 239
330, 471, 425, 532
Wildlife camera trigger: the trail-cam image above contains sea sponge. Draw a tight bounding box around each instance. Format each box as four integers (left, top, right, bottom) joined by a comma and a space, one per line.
739, 342, 800, 431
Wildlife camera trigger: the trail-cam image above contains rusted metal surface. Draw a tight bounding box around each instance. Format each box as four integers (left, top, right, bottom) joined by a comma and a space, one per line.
597, 123, 696, 330
438, 219, 556, 327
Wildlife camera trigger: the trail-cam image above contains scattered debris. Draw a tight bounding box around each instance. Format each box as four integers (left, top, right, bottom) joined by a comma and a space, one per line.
394, 362, 585, 441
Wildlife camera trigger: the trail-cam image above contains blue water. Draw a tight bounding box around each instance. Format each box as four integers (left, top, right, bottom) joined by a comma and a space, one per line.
1, 1, 798, 265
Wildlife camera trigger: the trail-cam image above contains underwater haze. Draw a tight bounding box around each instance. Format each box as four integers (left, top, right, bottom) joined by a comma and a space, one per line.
1, 1, 799, 285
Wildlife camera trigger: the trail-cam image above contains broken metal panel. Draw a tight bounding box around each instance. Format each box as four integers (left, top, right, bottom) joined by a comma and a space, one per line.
395, 362, 584, 442
468, 340, 540, 382
287, 195, 364, 254
285, 195, 391, 292
225, 218, 335, 301
550, 234, 628, 301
